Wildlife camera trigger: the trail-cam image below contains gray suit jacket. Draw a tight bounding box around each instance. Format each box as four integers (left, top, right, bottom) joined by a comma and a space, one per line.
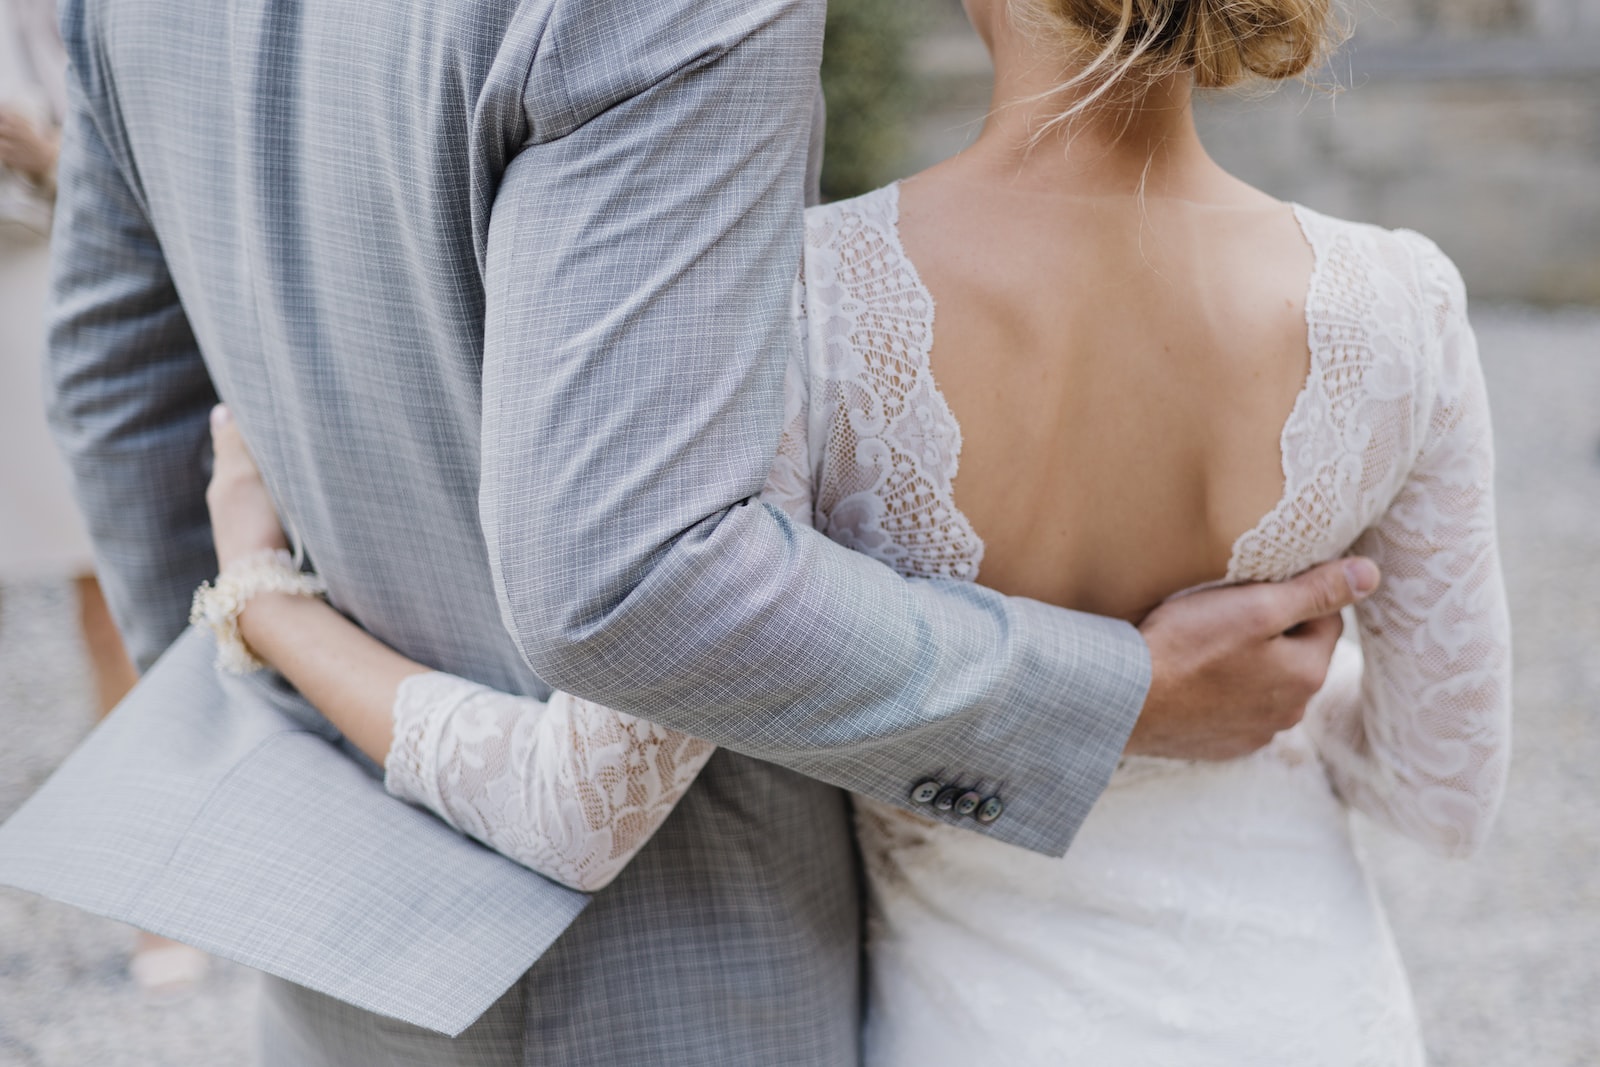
0, 0, 1150, 1058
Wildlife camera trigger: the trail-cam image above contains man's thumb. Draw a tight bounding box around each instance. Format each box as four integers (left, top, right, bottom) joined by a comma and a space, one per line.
1279, 557, 1380, 627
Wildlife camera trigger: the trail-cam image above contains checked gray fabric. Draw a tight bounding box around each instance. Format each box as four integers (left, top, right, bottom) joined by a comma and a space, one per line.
0, 0, 1151, 1060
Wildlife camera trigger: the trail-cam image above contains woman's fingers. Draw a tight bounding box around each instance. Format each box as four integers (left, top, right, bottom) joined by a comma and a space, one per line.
210, 402, 240, 449
205, 404, 288, 566
209, 404, 260, 478
207, 404, 264, 487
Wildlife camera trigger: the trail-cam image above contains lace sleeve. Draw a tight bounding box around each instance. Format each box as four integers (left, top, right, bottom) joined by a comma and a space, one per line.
1308, 246, 1512, 857
384, 672, 715, 892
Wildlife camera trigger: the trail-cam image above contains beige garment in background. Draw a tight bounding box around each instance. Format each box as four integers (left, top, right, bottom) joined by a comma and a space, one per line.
0, 232, 93, 580
0, 0, 92, 580
0, 0, 66, 121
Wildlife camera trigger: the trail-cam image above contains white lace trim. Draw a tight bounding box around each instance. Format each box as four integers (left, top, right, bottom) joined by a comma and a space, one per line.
1227, 206, 1420, 584
800, 182, 985, 583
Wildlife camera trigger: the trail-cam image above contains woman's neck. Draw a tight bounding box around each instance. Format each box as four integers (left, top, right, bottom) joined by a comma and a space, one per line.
952, 10, 1231, 203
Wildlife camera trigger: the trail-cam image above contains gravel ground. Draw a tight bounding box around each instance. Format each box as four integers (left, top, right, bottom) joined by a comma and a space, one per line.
1353, 306, 1600, 1066
0, 307, 1595, 1065
0, 582, 257, 1066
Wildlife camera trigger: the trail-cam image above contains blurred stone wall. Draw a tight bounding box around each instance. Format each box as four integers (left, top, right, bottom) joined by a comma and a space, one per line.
900, 0, 1600, 303
1196, 0, 1600, 303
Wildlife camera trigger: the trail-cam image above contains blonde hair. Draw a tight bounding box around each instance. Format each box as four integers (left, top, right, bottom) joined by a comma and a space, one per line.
1012, 0, 1343, 127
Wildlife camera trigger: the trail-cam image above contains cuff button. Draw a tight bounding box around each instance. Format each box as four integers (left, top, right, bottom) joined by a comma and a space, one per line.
933, 787, 961, 812
909, 780, 941, 805
975, 796, 1005, 824
954, 791, 982, 817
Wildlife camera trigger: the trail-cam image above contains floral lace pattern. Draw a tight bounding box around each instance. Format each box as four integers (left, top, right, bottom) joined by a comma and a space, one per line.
1215, 207, 1511, 857
1296, 215, 1513, 858
799, 185, 983, 581
386, 672, 713, 893
1224, 207, 1422, 583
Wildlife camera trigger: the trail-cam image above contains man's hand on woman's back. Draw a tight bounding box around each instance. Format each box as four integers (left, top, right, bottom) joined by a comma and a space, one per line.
1128, 558, 1381, 760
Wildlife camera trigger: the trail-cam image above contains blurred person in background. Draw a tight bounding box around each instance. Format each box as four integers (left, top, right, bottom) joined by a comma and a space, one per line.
0, 0, 207, 998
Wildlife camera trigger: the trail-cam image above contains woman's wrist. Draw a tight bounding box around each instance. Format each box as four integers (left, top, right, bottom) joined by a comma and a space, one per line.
236, 589, 423, 767
235, 590, 308, 669
190, 549, 327, 673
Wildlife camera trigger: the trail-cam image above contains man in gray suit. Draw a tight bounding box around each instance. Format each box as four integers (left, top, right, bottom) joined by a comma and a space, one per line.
2, 0, 1372, 1061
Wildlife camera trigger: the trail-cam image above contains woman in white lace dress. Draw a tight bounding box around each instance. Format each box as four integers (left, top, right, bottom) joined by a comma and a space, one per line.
199, 0, 1510, 1060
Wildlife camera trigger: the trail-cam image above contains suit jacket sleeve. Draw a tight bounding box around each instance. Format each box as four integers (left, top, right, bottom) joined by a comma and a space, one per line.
44, 68, 218, 672
484, 0, 1151, 857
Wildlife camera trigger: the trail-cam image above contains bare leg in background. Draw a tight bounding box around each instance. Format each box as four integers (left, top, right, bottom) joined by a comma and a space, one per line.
74, 573, 212, 996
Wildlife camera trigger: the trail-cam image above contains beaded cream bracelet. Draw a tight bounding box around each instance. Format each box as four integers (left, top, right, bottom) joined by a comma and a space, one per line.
190, 548, 328, 674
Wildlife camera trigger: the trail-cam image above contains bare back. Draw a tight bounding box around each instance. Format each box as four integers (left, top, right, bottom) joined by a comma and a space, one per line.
898, 168, 1316, 622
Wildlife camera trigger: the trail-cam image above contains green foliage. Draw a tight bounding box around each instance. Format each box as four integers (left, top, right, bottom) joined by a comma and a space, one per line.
819, 0, 925, 200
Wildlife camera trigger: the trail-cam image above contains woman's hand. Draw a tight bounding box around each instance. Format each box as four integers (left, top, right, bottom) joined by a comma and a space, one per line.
206, 405, 289, 570
0, 107, 59, 187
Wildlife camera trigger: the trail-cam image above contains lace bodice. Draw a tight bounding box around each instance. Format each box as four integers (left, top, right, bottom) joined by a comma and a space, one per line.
383, 184, 1509, 900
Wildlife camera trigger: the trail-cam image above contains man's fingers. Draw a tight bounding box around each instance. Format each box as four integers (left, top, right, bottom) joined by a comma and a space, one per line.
1270, 558, 1378, 631
1274, 610, 1344, 702
1274, 603, 1344, 689
1294, 608, 1343, 640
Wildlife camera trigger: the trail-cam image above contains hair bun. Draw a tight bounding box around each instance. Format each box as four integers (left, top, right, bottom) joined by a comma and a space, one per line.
1019, 0, 1338, 98
1181, 0, 1334, 86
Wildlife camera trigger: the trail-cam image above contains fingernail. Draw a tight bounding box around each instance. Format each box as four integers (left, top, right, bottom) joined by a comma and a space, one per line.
1343, 558, 1379, 597
210, 404, 231, 428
